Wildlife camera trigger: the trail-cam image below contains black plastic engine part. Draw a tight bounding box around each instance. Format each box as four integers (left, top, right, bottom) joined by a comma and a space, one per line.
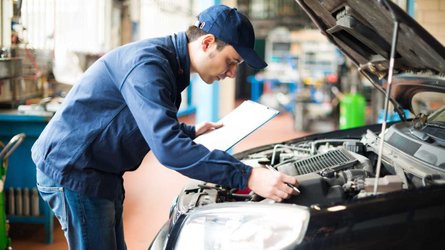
285, 173, 346, 206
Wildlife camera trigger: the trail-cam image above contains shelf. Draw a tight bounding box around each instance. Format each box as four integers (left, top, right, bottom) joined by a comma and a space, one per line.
0, 112, 53, 243
7, 215, 48, 224
0, 58, 22, 79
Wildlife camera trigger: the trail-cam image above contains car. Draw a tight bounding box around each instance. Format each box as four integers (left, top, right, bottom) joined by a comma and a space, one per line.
149, 0, 445, 249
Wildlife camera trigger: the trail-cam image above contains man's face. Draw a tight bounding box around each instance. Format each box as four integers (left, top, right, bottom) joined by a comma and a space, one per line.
197, 43, 244, 84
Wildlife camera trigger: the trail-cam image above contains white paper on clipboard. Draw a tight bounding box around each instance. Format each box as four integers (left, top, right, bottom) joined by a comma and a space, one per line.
194, 100, 279, 151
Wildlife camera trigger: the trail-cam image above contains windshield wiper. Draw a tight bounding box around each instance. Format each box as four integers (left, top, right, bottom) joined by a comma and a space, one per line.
424, 122, 445, 130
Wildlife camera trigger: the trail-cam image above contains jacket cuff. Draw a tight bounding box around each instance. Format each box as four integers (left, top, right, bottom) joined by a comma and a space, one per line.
238, 163, 252, 189
180, 123, 196, 138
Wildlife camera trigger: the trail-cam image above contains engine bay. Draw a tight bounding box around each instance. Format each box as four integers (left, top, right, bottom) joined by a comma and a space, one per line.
176, 119, 445, 213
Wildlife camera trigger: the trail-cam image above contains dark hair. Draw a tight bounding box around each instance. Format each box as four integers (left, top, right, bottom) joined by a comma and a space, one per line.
186, 25, 227, 51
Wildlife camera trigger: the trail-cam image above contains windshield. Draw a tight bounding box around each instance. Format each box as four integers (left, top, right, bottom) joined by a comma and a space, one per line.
412, 92, 445, 116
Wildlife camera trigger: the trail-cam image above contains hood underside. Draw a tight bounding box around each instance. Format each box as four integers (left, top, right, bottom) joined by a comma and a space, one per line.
295, 0, 445, 80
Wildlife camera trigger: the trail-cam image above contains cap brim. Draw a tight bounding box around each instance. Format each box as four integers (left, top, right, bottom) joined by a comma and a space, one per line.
234, 47, 268, 70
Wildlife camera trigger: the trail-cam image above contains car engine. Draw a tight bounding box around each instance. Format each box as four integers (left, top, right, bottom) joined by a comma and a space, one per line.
176, 118, 445, 213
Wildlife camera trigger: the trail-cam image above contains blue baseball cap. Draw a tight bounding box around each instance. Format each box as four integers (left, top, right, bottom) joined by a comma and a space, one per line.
195, 5, 267, 70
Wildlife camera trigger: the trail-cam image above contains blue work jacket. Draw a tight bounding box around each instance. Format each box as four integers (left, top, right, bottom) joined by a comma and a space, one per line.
32, 32, 252, 200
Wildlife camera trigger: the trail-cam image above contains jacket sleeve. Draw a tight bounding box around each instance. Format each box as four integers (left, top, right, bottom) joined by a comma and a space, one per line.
179, 123, 196, 139
119, 60, 251, 189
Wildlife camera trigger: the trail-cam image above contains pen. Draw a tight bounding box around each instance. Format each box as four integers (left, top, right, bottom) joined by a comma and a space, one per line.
264, 165, 301, 195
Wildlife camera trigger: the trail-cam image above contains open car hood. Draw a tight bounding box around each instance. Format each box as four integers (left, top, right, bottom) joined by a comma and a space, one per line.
295, 0, 445, 111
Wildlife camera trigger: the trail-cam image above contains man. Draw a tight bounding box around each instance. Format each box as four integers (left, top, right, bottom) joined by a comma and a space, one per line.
33, 4, 299, 249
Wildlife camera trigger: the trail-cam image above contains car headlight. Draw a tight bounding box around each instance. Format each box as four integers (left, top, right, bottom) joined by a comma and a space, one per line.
174, 202, 310, 250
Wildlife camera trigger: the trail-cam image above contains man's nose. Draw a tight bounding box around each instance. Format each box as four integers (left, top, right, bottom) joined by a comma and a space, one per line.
225, 65, 237, 78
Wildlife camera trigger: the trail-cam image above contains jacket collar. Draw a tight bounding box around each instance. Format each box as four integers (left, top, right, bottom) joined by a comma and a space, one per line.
172, 32, 191, 92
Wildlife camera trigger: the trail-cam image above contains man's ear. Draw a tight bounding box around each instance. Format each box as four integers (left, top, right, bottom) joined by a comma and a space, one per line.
201, 34, 216, 51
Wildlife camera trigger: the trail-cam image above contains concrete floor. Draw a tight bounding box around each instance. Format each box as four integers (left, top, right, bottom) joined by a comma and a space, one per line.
9, 111, 313, 250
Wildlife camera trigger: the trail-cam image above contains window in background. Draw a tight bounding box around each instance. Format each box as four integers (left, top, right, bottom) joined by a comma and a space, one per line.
21, 0, 118, 54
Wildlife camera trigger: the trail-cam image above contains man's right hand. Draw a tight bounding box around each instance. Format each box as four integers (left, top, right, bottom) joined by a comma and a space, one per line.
247, 167, 299, 202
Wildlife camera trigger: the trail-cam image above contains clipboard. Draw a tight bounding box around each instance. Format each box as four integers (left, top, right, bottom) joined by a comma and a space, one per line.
194, 100, 279, 151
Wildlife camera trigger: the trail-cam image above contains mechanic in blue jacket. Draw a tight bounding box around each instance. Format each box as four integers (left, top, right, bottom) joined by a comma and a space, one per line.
32, 4, 298, 249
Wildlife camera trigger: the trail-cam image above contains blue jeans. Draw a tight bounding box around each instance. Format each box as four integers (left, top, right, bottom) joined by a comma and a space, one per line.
36, 168, 127, 250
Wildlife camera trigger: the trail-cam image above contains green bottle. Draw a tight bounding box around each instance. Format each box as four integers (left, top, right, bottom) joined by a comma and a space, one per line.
339, 93, 366, 129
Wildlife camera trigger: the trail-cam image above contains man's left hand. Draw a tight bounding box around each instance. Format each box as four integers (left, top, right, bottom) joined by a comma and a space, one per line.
195, 121, 223, 137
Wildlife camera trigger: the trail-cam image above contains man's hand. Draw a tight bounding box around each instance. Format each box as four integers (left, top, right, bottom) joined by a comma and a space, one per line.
195, 121, 223, 137
247, 167, 299, 202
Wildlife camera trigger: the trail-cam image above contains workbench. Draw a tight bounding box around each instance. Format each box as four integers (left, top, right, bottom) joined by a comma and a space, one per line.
0, 110, 53, 244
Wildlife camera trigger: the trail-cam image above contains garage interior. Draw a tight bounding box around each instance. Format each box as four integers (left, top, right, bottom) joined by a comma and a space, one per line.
0, 0, 444, 249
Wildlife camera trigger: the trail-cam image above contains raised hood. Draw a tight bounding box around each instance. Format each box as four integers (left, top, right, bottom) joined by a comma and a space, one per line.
295, 0, 445, 112
295, 0, 445, 76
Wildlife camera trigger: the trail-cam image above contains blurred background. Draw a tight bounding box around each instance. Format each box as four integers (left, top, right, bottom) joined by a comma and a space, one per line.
1, 0, 444, 249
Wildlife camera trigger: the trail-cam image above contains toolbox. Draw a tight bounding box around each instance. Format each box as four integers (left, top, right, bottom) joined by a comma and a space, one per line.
0, 111, 53, 244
